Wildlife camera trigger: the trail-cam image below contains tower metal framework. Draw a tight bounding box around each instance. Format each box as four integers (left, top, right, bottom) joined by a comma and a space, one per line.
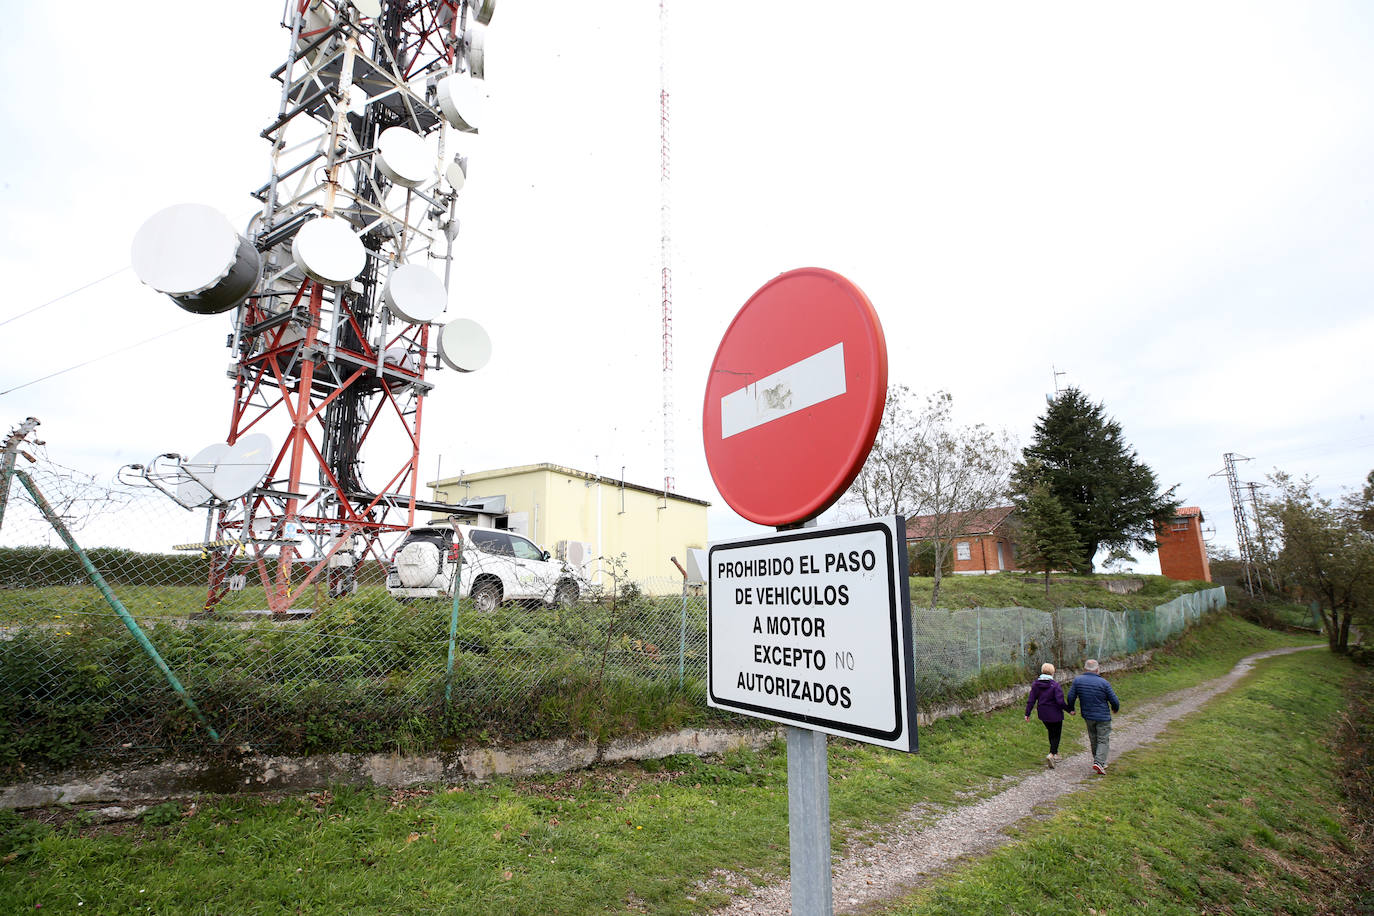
135, 0, 496, 614
658, 0, 675, 495
1217, 452, 1257, 596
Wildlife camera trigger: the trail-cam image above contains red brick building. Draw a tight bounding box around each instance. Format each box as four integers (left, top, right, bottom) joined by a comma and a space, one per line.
1154, 506, 1211, 582
907, 506, 1020, 574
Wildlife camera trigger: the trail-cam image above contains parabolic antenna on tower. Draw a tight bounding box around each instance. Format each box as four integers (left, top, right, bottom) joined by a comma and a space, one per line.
438, 318, 492, 373
131, 204, 260, 314
291, 217, 366, 286
128, 0, 500, 615
383, 264, 448, 323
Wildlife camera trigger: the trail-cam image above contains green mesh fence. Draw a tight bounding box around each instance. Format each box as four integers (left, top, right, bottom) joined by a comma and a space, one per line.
0, 454, 1224, 776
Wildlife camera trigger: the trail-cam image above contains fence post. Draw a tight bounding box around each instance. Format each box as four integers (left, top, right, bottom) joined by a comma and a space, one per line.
0, 418, 41, 533
1018, 608, 1024, 665
976, 608, 982, 674
15, 469, 221, 743
1082, 607, 1089, 662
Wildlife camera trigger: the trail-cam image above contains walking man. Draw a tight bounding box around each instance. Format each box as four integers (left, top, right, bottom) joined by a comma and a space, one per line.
1066, 659, 1120, 774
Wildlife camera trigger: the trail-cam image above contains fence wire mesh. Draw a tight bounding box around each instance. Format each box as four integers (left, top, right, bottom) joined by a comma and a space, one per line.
1, 455, 1225, 776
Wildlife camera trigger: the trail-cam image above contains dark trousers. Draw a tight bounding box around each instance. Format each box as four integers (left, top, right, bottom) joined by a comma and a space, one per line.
1042, 720, 1063, 755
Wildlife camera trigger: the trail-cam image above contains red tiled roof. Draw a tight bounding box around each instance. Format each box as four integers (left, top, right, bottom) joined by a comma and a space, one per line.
906, 506, 1017, 540
1175, 507, 1204, 520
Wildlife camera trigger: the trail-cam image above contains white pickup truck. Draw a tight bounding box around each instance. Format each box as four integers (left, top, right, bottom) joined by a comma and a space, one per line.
386, 523, 584, 611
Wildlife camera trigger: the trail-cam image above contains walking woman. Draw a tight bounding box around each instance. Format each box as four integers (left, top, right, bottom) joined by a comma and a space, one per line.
1025, 662, 1071, 767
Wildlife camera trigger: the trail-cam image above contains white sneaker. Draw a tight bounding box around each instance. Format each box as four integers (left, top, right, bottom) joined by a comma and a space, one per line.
1046, 754, 1055, 769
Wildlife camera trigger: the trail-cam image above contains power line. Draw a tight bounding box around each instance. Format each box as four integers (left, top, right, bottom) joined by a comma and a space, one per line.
0, 317, 212, 398
0, 266, 131, 328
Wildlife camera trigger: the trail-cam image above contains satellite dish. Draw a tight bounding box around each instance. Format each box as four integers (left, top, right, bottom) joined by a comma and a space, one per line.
436, 75, 481, 133
383, 346, 420, 387
376, 127, 435, 189
445, 157, 467, 193
437, 318, 492, 373
465, 28, 486, 80
349, 0, 381, 17
296, 0, 334, 63
131, 204, 261, 314
177, 442, 229, 508
211, 433, 274, 501
291, 217, 366, 285
472, 0, 495, 26
383, 264, 447, 323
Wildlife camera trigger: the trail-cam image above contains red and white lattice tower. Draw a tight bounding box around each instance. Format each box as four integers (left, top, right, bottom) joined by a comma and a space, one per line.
131, 0, 496, 613
659, 0, 675, 495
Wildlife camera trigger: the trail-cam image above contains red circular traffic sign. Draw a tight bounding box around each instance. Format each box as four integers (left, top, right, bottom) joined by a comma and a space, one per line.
702, 268, 888, 526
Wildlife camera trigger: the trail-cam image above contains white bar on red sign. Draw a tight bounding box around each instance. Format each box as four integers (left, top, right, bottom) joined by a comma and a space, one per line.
719, 342, 847, 439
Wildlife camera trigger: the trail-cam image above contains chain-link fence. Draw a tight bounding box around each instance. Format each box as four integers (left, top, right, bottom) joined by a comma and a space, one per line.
1, 452, 1225, 778
910, 589, 1226, 700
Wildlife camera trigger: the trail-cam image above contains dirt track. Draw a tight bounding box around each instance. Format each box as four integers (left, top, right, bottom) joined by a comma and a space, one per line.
711, 646, 1321, 915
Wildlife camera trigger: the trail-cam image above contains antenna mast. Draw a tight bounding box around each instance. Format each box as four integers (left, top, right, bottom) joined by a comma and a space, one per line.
1216, 452, 1257, 596
131, 0, 497, 614
659, 0, 675, 494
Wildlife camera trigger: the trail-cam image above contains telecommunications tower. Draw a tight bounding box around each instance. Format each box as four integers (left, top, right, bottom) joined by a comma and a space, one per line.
130, 0, 496, 614
1216, 452, 1257, 596
658, 0, 675, 495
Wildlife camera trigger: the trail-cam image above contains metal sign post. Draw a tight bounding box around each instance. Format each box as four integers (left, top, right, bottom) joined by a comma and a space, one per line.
788, 725, 833, 914
702, 268, 911, 916
778, 517, 831, 916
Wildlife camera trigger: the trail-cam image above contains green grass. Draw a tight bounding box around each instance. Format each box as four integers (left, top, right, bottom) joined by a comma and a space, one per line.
884, 647, 1362, 916
910, 571, 1216, 611
0, 614, 1322, 914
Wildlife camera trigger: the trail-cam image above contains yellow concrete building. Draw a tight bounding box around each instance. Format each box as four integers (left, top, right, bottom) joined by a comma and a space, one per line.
428, 464, 709, 594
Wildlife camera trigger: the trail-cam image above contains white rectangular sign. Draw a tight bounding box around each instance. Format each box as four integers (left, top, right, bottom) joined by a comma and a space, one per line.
707, 516, 917, 752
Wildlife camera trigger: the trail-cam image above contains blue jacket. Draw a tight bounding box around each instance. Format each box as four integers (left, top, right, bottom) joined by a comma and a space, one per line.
1066, 671, 1119, 721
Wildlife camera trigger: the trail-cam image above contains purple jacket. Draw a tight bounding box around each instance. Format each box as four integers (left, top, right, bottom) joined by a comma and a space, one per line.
1025, 675, 1068, 723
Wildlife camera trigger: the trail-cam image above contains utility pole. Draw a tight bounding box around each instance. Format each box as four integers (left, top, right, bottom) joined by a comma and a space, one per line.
1214, 453, 1256, 596
1243, 481, 1277, 592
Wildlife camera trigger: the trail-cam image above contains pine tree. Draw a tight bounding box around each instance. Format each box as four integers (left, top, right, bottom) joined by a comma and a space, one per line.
1016, 480, 1084, 597
1011, 388, 1179, 572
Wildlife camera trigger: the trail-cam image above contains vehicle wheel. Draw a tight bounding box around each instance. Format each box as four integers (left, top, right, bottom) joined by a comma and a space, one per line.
553, 580, 579, 609
472, 581, 502, 613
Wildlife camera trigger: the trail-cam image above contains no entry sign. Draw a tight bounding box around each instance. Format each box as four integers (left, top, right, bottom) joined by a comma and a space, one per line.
707, 516, 917, 751
702, 268, 888, 527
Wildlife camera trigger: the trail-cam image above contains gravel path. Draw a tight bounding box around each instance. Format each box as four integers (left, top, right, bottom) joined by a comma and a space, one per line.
710, 645, 1321, 915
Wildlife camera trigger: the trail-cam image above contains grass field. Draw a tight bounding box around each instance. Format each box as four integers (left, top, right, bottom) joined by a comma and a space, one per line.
887, 647, 1365, 915
908, 570, 1215, 612
0, 614, 1336, 915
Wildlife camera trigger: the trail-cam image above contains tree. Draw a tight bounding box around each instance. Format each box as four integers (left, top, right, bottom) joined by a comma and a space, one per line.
1010, 387, 1179, 573
1261, 471, 1374, 653
842, 385, 923, 519
1352, 469, 1374, 534
909, 392, 1015, 610
1102, 548, 1138, 573
1015, 480, 1085, 598
843, 388, 1015, 609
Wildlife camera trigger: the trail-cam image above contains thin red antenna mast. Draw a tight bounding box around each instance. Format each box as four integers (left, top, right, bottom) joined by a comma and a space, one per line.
659, 0, 675, 495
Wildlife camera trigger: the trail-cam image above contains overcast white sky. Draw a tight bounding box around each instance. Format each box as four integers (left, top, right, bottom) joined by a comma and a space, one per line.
2, 1, 1372, 573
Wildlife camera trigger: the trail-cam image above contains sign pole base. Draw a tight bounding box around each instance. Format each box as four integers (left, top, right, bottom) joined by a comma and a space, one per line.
787, 725, 833, 915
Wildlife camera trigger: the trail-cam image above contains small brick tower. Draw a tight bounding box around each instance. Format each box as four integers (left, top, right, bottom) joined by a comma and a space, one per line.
1154, 507, 1211, 582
